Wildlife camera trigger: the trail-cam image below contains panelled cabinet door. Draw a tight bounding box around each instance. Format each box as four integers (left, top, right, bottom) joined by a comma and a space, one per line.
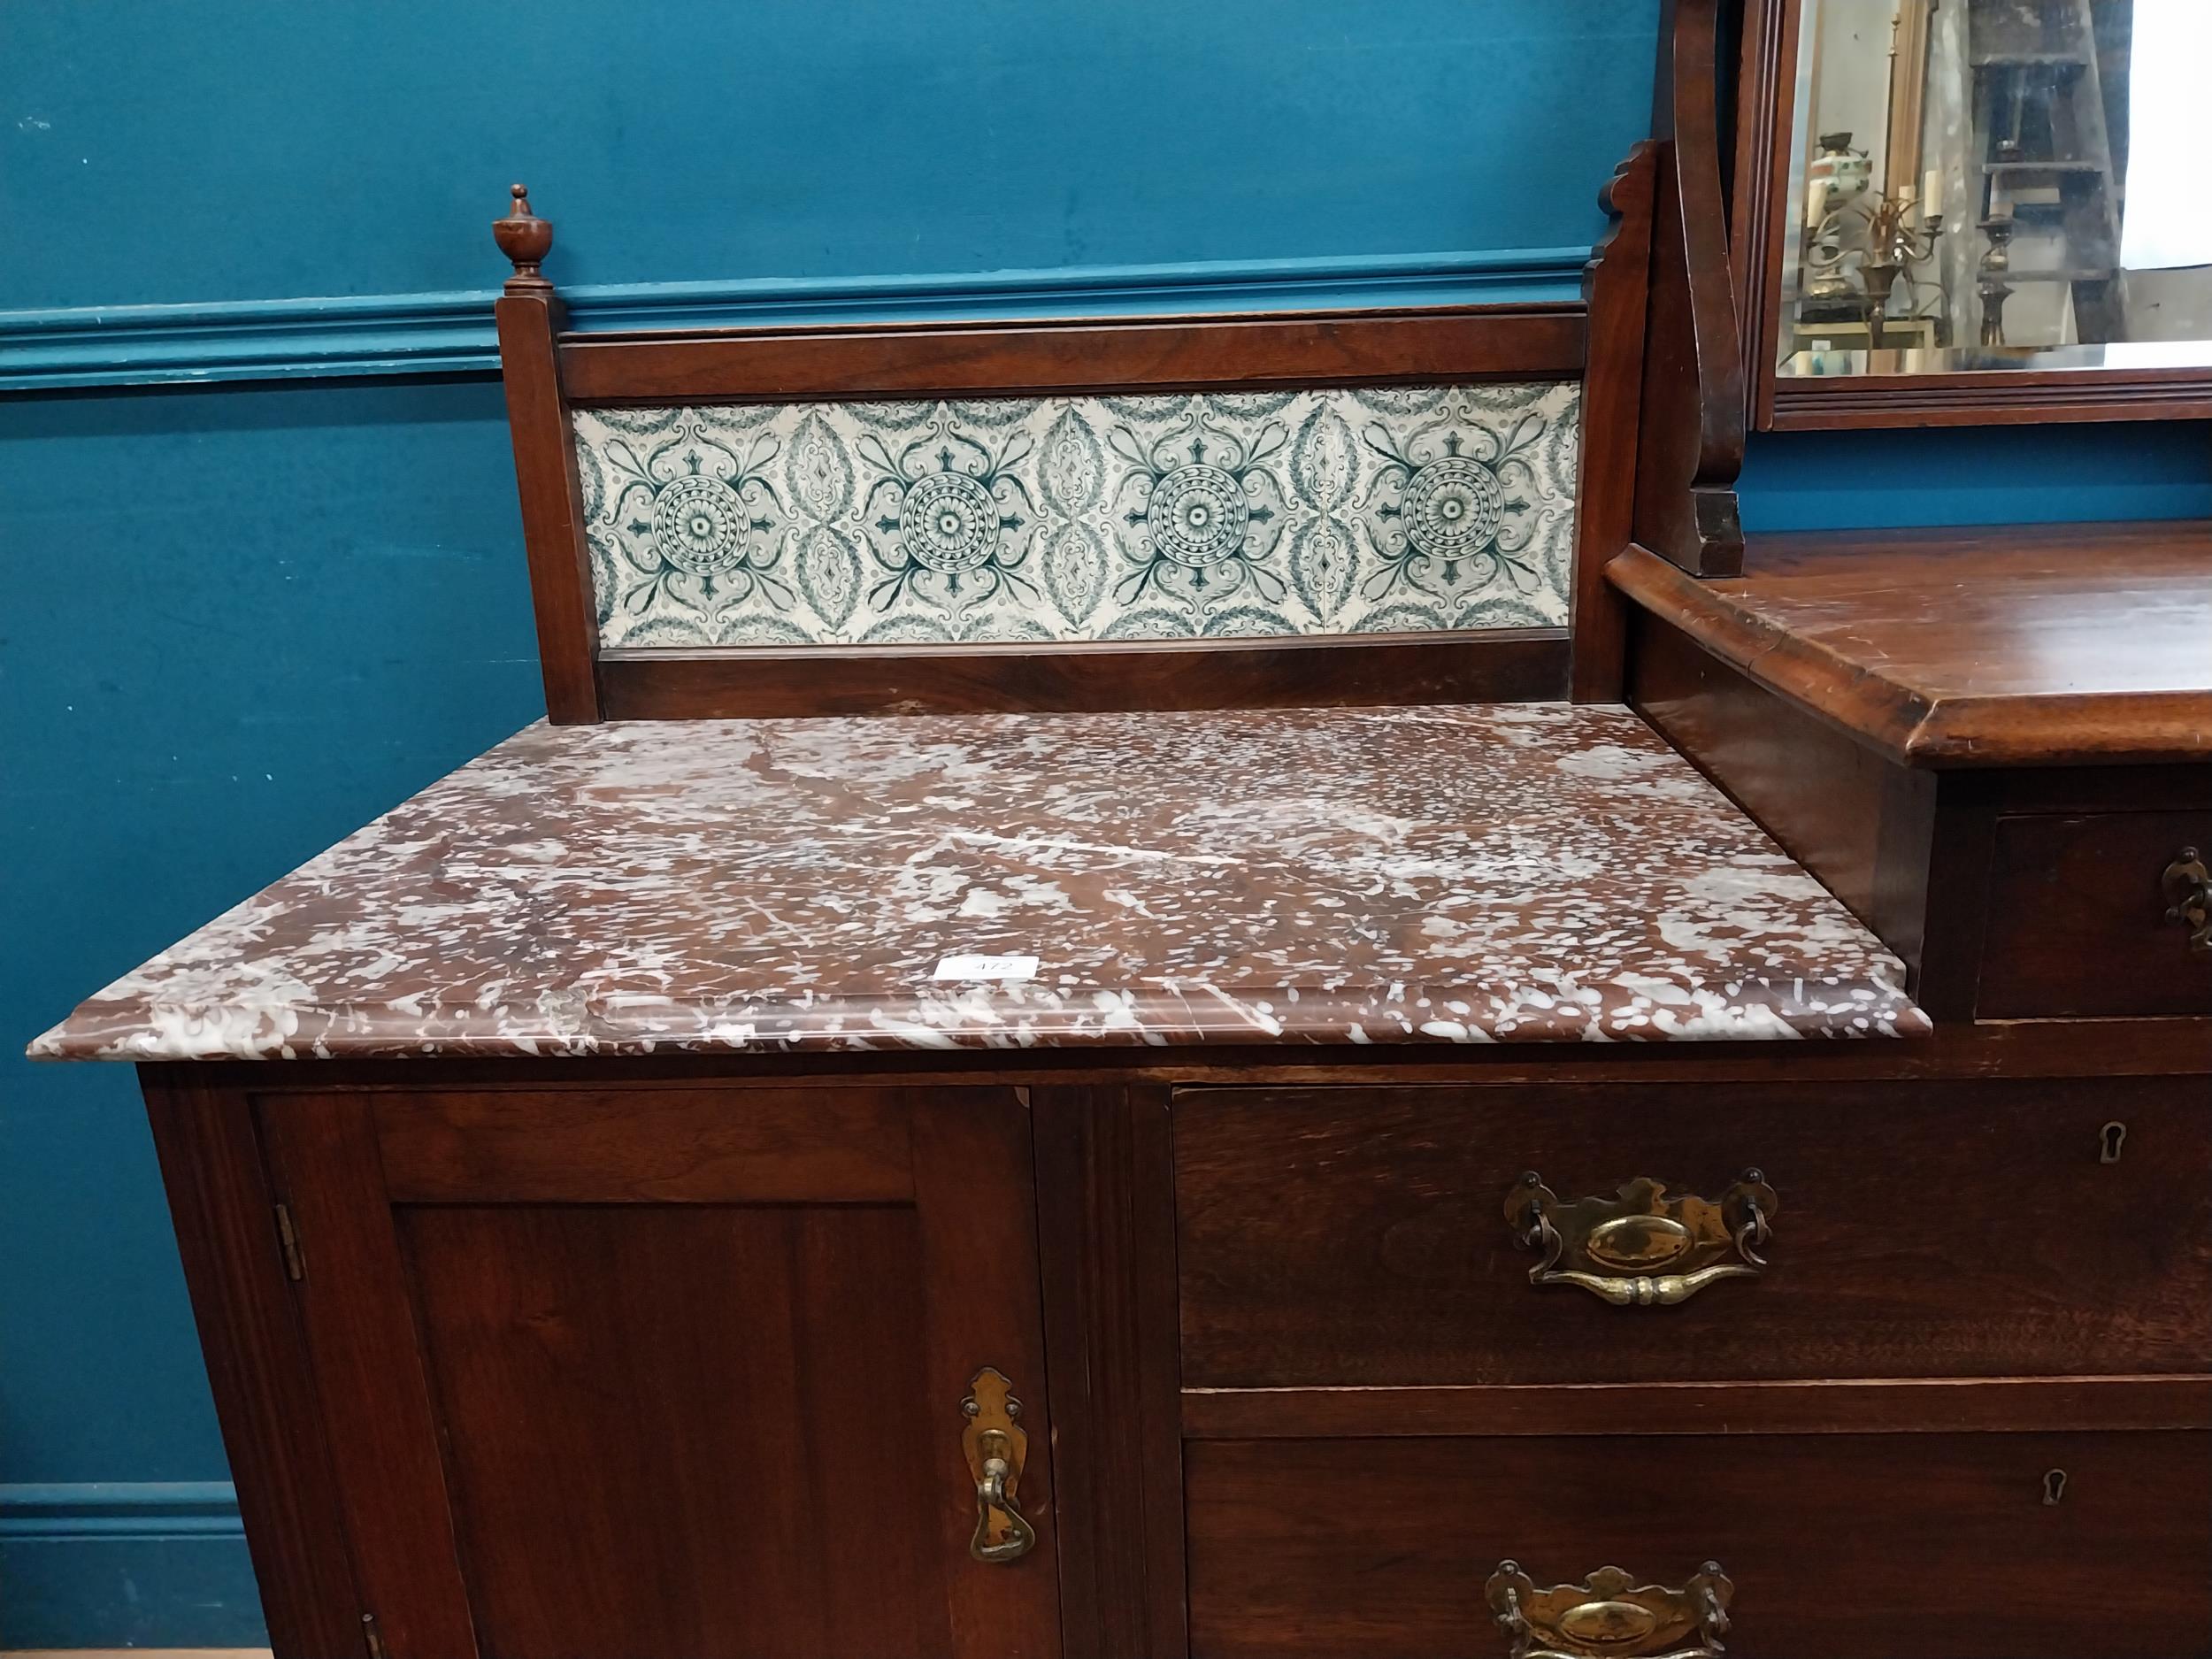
258, 1084, 1060, 1659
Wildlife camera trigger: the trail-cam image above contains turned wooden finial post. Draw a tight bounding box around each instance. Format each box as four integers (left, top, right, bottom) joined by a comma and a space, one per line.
489, 179, 599, 723
493, 183, 555, 294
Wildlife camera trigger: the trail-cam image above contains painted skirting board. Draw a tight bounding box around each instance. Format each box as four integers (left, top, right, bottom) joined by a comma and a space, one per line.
0, 1485, 264, 1649
0, 247, 1589, 391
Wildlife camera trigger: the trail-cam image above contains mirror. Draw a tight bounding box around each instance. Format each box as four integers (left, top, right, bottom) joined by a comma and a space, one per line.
1745, 0, 2212, 419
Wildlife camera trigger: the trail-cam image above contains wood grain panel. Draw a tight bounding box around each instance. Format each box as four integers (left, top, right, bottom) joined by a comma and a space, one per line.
1033, 1085, 1189, 1659
495, 293, 600, 724
1568, 143, 1656, 703
557, 309, 1586, 403
1184, 1432, 2212, 1658
910, 1091, 1063, 1658
595, 632, 1570, 720
1632, 0, 1745, 576
403, 1203, 952, 1658
1611, 525, 2212, 767
1628, 607, 1940, 972
360, 1087, 914, 1202
141, 1078, 365, 1659
257, 1097, 480, 1659
1173, 1078, 2212, 1387
1182, 1376, 2212, 1439
1979, 812, 2212, 1018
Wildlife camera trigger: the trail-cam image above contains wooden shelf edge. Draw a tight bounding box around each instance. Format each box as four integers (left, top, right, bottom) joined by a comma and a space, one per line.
1181, 1376, 2212, 1440
1608, 542, 2212, 767
1607, 543, 1935, 764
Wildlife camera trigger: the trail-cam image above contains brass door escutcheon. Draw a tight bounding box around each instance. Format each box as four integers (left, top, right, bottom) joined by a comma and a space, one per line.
961, 1367, 1035, 1563
2162, 847, 2210, 955
1486, 1560, 1733, 1659
1507, 1170, 1776, 1306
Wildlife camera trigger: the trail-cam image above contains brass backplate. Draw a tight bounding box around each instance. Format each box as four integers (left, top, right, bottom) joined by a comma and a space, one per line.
961, 1366, 1034, 1563
1486, 1559, 1733, 1659
1507, 1171, 1777, 1306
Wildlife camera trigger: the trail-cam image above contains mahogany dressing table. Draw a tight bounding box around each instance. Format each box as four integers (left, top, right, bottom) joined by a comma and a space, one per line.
31, 7, 2211, 1654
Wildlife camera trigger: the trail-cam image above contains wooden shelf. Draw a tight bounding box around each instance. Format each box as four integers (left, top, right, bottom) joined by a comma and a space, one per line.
1608, 522, 2212, 766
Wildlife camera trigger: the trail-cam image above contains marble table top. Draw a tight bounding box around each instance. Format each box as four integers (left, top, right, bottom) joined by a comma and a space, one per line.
33, 703, 1928, 1061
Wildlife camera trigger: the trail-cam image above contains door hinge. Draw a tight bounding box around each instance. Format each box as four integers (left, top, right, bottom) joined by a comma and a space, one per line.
273, 1202, 305, 1281
360, 1610, 388, 1659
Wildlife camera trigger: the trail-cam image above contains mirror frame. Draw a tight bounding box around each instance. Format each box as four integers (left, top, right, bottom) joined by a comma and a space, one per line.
1730, 0, 2212, 429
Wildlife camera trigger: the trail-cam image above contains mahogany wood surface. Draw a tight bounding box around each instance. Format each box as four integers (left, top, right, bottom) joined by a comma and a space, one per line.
139, 1022, 2212, 1656
1632, 0, 1745, 577
1979, 811, 2212, 1018
910, 1090, 1064, 1659
362, 1086, 916, 1202
1032, 1086, 1189, 1659
1183, 1431, 2212, 1658
1181, 1376, 2212, 1439
1627, 606, 1944, 975
557, 308, 1586, 403
253, 1084, 1059, 1659
1172, 1077, 2212, 1388
1727, 0, 1800, 434
597, 630, 1570, 719
142, 1013, 2212, 1100
256, 1096, 480, 1658
403, 1203, 955, 1657
1628, 611, 2212, 1024
1568, 145, 1656, 703
1769, 365, 2212, 430
493, 293, 600, 725
140, 1083, 364, 1659
1610, 525, 2212, 766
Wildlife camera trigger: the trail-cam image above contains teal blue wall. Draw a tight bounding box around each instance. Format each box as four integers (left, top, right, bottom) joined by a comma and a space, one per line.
1, 3, 2200, 1647
1740, 425, 2212, 528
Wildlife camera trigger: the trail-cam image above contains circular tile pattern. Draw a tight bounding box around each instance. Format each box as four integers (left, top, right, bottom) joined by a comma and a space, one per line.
651, 475, 749, 574
1149, 464, 1248, 567
900, 471, 1001, 573
1401, 456, 1503, 558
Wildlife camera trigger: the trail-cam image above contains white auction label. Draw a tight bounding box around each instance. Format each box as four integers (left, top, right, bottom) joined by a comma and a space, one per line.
933, 953, 1040, 982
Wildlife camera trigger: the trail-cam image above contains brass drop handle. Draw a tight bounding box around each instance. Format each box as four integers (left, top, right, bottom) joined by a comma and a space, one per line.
961, 1367, 1036, 1563
2162, 847, 2210, 955
1507, 1171, 1777, 1306
1486, 1560, 1733, 1659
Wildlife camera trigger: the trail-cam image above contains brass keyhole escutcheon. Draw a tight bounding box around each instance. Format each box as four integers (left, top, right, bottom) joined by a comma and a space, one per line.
2043, 1469, 2068, 1506
2099, 1122, 2127, 1164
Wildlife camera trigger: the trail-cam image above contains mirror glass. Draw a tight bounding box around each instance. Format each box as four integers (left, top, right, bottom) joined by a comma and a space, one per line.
1778, 0, 2212, 378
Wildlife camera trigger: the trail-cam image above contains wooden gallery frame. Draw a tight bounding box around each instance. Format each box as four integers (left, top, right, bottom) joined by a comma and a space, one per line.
494, 237, 1640, 724
490, 0, 1748, 723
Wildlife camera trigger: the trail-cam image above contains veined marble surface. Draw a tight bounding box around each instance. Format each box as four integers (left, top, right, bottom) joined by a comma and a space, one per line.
33, 704, 1927, 1061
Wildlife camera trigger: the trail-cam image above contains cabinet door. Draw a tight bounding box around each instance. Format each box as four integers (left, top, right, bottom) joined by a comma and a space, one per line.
258, 1084, 1059, 1659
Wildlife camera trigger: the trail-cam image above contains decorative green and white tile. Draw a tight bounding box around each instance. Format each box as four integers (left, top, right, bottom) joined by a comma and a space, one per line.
572, 383, 1579, 648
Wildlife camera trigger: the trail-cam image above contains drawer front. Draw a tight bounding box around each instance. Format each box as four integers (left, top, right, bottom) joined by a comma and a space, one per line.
1174, 1078, 2212, 1387
1979, 810, 2212, 1018
1185, 1431, 2212, 1658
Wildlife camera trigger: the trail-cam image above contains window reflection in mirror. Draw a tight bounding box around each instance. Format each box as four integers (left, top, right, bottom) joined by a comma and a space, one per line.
1778, 0, 2212, 378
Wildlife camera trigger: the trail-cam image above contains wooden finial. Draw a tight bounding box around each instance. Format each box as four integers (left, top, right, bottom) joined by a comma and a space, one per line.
493, 182, 554, 292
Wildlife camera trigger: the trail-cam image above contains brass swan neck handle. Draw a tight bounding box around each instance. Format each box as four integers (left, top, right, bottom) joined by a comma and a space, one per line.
1508, 1171, 1777, 1306
961, 1367, 1036, 1563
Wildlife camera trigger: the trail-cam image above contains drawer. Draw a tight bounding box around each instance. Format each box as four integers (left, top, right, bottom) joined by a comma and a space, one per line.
1978, 811, 2212, 1018
1174, 1078, 2212, 1387
1185, 1431, 2212, 1658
